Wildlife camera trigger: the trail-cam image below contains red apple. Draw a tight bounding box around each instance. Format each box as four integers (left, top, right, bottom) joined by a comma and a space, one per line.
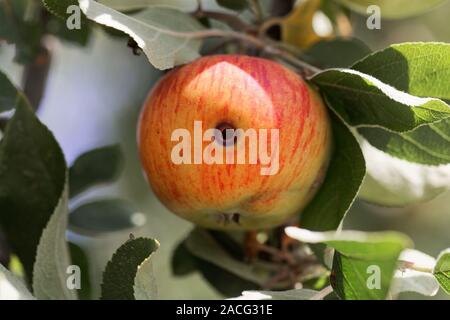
138, 55, 332, 230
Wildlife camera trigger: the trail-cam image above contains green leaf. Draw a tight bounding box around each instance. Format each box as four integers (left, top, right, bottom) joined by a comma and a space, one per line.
434, 249, 450, 294
69, 199, 146, 235
46, 16, 91, 46
172, 237, 259, 296
184, 228, 271, 286
230, 288, 319, 300
42, 0, 91, 46
352, 43, 450, 101
0, 94, 67, 286
79, 0, 206, 70
350, 43, 450, 204
68, 242, 91, 300
351, 43, 450, 165
69, 145, 124, 198
286, 228, 412, 300
217, 0, 249, 11
42, 0, 78, 19
300, 114, 365, 231
0, 263, 34, 300
0, 0, 43, 64
334, 0, 447, 19
0, 71, 19, 113
171, 241, 197, 276
191, 255, 260, 297
359, 121, 450, 165
357, 138, 450, 206
97, 0, 198, 12
101, 237, 159, 300
32, 180, 77, 300
304, 38, 372, 69
312, 68, 450, 132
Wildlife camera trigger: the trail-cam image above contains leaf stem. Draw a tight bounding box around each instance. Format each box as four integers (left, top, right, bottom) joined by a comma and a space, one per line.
310, 285, 333, 300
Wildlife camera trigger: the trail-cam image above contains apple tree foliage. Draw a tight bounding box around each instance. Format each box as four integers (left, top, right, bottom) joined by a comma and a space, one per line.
0, 0, 449, 300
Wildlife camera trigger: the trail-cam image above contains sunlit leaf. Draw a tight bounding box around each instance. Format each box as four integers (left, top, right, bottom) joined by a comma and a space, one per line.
79, 0, 205, 70
312, 68, 450, 132
434, 249, 450, 294
286, 227, 411, 300
101, 237, 159, 300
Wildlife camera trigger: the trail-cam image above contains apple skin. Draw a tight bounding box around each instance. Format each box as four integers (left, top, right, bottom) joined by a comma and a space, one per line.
138, 55, 332, 230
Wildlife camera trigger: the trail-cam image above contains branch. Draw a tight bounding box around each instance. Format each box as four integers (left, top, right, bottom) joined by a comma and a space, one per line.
177, 29, 321, 75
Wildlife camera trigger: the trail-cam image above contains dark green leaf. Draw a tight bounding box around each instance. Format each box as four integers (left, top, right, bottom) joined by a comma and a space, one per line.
42, 0, 91, 46
300, 113, 365, 231
305, 38, 372, 68
434, 249, 450, 294
352, 43, 450, 101
101, 237, 159, 300
359, 122, 450, 165
42, 0, 78, 19
184, 228, 271, 286
46, 16, 91, 46
217, 0, 249, 11
171, 241, 197, 276
96, 0, 197, 12
0, 0, 27, 43
69, 144, 124, 198
32, 181, 77, 299
69, 199, 146, 235
173, 241, 259, 298
0, 1, 43, 64
0, 71, 19, 113
68, 242, 92, 300
0, 94, 66, 284
312, 68, 450, 132
352, 43, 450, 165
195, 257, 260, 297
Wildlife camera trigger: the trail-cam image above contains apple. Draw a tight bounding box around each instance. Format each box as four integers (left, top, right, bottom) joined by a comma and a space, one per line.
138, 55, 332, 230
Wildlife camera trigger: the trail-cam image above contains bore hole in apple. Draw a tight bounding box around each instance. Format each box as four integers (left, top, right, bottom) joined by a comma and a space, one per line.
215, 121, 238, 147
